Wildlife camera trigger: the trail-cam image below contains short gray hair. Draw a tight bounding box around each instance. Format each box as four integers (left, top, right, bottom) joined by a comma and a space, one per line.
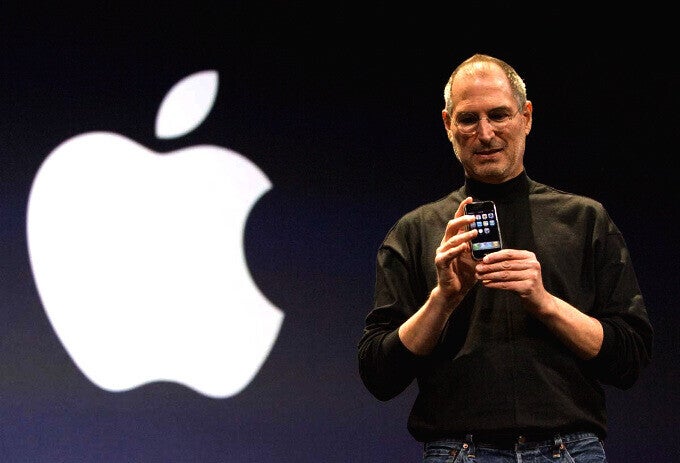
444, 54, 527, 114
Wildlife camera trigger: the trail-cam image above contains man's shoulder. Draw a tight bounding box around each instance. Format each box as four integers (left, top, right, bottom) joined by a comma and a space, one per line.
529, 179, 605, 210
401, 189, 465, 222
383, 189, 464, 244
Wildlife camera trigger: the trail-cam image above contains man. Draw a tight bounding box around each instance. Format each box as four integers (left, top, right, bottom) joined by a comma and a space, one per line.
357, 54, 652, 462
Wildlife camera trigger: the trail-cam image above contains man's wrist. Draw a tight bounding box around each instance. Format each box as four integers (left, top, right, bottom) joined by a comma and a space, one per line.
429, 285, 464, 314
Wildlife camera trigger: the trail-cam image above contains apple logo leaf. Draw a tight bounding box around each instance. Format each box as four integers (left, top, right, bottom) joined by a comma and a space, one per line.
155, 70, 219, 139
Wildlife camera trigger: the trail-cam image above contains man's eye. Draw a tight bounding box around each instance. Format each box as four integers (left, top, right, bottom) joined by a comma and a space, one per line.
488, 111, 510, 122
457, 115, 478, 125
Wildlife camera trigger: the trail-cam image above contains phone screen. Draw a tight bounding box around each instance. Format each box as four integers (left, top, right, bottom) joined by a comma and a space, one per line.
464, 200, 503, 260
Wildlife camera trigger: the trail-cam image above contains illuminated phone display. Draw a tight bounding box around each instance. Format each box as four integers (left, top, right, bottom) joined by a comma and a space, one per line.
465, 200, 503, 260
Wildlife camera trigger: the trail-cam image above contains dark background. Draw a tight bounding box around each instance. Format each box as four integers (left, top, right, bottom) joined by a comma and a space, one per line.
1, 3, 677, 462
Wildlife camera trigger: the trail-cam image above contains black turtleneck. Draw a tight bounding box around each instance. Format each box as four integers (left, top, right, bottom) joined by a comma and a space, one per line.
463, 171, 533, 253
463, 170, 531, 202
358, 170, 652, 442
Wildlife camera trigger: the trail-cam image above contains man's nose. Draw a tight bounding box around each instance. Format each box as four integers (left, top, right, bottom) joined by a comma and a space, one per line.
476, 117, 496, 138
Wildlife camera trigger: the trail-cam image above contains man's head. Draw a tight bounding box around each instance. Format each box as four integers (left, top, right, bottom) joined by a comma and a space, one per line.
442, 54, 532, 184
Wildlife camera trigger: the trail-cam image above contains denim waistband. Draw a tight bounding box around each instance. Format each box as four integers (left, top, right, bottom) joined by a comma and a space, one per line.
428, 431, 600, 450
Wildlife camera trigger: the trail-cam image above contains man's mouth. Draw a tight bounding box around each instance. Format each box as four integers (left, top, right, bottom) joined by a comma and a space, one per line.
475, 148, 502, 156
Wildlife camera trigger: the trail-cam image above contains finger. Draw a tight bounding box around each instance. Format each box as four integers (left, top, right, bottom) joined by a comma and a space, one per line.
454, 196, 474, 218
436, 242, 470, 267
440, 228, 477, 251
442, 215, 477, 243
480, 248, 532, 264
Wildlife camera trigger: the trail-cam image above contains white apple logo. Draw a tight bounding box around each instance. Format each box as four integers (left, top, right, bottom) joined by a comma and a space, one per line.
26, 70, 284, 399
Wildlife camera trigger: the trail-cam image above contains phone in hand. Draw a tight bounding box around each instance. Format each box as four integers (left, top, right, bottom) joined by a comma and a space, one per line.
464, 200, 503, 260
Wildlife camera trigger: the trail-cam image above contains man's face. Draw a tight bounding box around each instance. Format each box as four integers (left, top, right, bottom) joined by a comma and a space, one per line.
442, 63, 532, 184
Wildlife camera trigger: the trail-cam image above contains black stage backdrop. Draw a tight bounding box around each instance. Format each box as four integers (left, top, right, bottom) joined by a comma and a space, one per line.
1, 3, 677, 462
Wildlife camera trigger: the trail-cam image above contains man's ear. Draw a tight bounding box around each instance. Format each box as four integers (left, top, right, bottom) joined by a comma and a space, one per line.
442, 110, 453, 140
523, 101, 533, 135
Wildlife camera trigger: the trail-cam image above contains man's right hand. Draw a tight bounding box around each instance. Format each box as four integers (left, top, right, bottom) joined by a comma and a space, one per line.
398, 197, 480, 355
434, 196, 479, 303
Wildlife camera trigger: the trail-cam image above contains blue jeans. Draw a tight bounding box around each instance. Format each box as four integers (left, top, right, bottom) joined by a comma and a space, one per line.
423, 432, 606, 462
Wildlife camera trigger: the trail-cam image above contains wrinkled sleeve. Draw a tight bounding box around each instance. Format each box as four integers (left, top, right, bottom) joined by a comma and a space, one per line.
584, 216, 653, 389
357, 230, 424, 401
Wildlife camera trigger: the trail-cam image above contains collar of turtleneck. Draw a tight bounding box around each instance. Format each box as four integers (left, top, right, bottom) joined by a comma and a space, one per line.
463, 171, 530, 202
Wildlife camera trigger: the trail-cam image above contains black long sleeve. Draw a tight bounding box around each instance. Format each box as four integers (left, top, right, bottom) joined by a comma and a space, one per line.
357, 172, 653, 441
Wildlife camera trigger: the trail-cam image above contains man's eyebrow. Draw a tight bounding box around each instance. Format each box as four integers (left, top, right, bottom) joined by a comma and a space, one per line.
456, 106, 510, 114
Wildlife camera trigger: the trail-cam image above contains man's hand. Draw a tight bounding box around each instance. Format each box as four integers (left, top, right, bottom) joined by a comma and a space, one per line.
474, 248, 603, 358
399, 196, 480, 354
473, 249, 552, 314
434, 196, 479, 302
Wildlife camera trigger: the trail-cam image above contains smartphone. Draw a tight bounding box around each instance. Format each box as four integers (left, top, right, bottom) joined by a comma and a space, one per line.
464, 200, 503, 260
